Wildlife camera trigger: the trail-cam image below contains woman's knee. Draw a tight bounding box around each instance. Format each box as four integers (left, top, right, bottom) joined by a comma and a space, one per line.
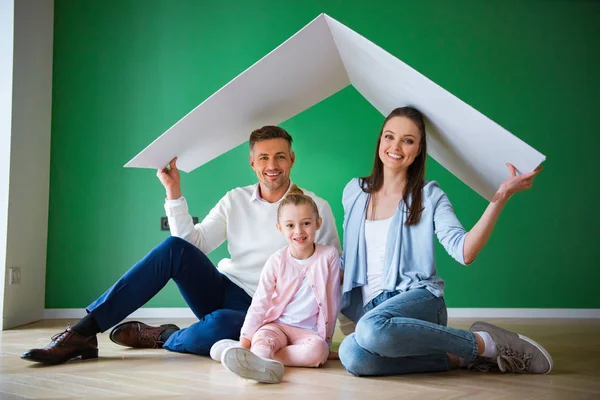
354, 314, 385, 353
338, 334, 369, 377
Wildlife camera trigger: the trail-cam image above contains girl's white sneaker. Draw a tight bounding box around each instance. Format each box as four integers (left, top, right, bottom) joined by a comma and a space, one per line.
209, 339, 240, 362
221, 347, 284, 384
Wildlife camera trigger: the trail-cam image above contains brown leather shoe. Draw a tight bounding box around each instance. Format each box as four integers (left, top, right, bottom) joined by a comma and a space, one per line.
109, 321, 180, 348
21, 326, 98, 364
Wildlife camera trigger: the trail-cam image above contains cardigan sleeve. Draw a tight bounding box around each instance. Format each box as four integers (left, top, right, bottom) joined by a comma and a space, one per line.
428, 182, 467, 265
340, 178, 362, 270
325, 248, 341, 346
240, 254, 278, 339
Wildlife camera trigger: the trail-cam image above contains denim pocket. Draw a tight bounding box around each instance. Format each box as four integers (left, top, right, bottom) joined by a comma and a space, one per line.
437, 298, 448, 327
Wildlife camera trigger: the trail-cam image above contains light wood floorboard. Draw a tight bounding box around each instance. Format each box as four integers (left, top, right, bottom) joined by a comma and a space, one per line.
1, 318, 599, 399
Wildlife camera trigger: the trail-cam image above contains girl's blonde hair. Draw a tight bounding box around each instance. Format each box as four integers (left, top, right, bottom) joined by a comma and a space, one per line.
277, 184, 320, 221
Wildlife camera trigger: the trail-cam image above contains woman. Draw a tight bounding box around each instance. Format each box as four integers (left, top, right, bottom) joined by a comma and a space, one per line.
338, 106, 551, 376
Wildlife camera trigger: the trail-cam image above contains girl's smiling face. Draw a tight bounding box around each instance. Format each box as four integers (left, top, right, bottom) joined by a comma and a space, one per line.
277, 203, 321, 260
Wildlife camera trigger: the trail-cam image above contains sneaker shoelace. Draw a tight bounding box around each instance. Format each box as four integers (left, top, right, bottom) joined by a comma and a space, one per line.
468, 347, 531, 373
495, 347, 531, 373
467, 356, 499, 372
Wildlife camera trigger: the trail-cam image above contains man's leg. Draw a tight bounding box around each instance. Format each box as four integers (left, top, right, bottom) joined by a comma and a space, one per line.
88, 236, 226, 330
22, 236, 229, 363
163, 275, 252, 355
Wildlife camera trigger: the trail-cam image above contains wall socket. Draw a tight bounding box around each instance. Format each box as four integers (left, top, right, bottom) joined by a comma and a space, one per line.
8, 267, 21, 285
160, 217, 198, 231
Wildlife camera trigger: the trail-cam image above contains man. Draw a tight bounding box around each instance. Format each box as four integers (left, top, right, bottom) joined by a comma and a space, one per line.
22, 126, 341, 364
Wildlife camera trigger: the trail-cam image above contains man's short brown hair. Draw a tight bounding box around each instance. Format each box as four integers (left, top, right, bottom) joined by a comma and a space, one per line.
249, 126, 293, 151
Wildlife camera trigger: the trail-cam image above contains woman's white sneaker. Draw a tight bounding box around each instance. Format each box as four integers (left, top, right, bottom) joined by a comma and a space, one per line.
221, 347, 284, 383
209, 339, 240, 362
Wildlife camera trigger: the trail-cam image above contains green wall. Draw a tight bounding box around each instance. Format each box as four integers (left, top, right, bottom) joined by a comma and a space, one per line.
46, 0, 599, 309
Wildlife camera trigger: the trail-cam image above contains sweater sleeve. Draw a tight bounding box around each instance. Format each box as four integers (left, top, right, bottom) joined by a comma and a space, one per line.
164, 195, 228, 255
240, 254, 278, 340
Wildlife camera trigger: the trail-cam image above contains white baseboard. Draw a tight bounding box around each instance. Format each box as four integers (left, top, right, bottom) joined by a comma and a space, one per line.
43, 308, 600, 319
43, 308, 197, 319
447, 308, 600, 318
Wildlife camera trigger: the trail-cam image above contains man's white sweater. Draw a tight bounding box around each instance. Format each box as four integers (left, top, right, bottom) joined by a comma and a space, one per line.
164, 183, 341, 296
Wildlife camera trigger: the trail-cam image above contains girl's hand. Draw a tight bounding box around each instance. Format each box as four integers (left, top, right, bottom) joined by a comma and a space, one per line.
240, 338, 251, 349
493, 163, 543, 202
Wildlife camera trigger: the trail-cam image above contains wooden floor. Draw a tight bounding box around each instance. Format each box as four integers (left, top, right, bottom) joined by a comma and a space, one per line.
1, 318, 599, 399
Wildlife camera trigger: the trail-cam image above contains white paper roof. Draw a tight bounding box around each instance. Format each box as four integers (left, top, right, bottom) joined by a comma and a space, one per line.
125, 14, 545, 201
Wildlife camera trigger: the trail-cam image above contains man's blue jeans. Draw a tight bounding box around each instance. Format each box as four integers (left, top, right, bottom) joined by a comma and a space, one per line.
338, 288, 479, 376
86, 236, 252, 356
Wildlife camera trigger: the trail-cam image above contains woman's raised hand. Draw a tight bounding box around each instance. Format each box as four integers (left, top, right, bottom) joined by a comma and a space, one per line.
493, 163, 543, 202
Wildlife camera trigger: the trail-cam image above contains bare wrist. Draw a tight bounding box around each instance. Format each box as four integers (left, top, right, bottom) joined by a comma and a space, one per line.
492, 190, 511, 203
166, 188, 182, 200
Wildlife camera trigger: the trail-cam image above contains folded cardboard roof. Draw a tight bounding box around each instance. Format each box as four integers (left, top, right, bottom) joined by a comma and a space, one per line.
125, 14, 545, 201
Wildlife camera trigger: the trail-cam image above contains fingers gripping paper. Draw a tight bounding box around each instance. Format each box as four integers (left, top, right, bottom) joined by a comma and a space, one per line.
125, 14, 545, 201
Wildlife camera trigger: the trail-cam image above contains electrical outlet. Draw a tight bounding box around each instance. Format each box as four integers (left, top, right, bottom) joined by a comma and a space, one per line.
8, 267, 21, 285
161, 217, 198, 231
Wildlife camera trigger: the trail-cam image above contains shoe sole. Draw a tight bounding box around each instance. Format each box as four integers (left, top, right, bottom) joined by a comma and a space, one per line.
518, 333, 554, 374
221, 347, 284, 383
471, 321, 554, 374
109, 321, 179, 347
209, 339, 239, 362
21, 348, 98, 365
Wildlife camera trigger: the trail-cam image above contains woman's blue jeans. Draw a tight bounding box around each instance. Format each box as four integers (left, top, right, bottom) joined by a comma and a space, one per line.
86, 236, 252, 356
338, 288, 479, 376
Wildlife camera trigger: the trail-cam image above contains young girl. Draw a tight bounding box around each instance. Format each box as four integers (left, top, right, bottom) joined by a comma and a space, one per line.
210, 185, 340, 383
